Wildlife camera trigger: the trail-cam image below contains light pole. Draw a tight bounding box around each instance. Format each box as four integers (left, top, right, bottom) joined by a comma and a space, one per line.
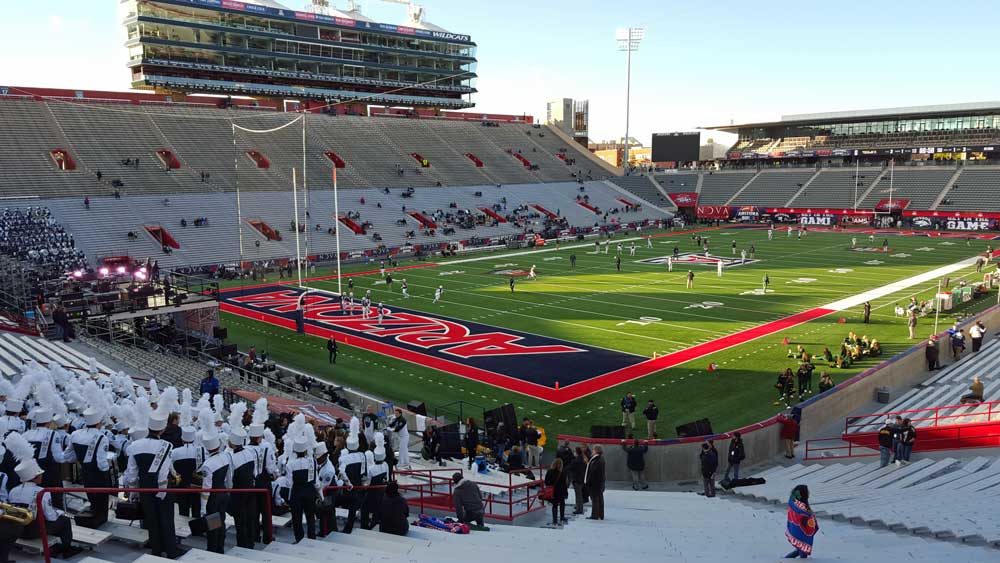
617, 26, 645, 172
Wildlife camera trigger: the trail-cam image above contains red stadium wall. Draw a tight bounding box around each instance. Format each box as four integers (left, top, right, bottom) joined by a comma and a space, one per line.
2, 85, 279, 110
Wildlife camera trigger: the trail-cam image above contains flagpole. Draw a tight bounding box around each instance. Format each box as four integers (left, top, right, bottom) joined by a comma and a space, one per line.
333, 168, 343, 296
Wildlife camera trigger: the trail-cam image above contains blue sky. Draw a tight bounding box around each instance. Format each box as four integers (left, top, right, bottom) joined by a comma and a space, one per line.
3, 1, 1000, 145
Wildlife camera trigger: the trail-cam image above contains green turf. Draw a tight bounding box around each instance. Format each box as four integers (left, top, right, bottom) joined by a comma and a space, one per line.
221, 227, 998, 441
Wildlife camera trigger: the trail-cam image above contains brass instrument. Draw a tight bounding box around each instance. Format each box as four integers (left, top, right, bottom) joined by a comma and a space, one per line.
191, 472, 204, 487
0, 502, 35, 525
168, 471, 182, 487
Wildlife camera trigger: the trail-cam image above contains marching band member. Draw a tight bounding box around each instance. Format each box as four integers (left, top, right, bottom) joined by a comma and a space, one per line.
227, 404, 257, 548
197, 431, 231, 554
65, 401, 112, 528
314, 442, 337, 536
170, 425, 204, 519
124, 407, 180, 559
8, 457, 82, 559
286, 436, 320, 543
337, 418, 367, 534
248, 398, 277, 543
361, 433, 389, 530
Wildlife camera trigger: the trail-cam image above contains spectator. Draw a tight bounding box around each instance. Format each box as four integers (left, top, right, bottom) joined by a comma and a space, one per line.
970, 321, 986, 352
890, 415, 904, 464
84, 196, 90, 210
378, 482, 409, 536
817, 372, 835, 393
621, 439, 649, 490
422, 423, 443, 467
464, 417, 480, 470
642, 399, 659, 438
897, 418, 916, 466
568, 447, 586, 515
877, 418, 895, 468
543, 458, 569, 527
951, 328, 966, 359
451, 473, 485, 527
907, 309, 917, 339
51, 305, 72, 342
522, 420, 540, 469
925, 336, 940, 370
960, 375, 985, 404
199, 369, 220, 400
584, 445, 605, 520
620, 392, 637, 431
556, 441, 574, 467
779, 414, 798, 459
699, 442, 718, 498
784, 485, 818, 559
724, 432, 745, 481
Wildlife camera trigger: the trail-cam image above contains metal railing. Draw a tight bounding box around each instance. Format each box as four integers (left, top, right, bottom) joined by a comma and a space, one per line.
805, 423, 1000, 461
32, 486, 272, 563
394, 465, 546, 521
844, 399, 1000, 434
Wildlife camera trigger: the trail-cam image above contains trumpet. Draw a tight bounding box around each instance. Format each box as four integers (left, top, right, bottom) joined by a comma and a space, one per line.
0, 502, 35, 525
168, 472, 183, 487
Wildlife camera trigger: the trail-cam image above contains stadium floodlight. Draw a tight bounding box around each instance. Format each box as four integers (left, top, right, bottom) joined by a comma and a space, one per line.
616, 27, 645, 169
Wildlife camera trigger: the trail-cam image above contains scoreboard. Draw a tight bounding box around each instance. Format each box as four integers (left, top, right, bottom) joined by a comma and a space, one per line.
652, 132, 700, 162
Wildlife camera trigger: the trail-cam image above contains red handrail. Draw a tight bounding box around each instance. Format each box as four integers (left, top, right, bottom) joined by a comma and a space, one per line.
34, 486, 271, 563
808, 420, 1000, 460
845, 399, 1000, 433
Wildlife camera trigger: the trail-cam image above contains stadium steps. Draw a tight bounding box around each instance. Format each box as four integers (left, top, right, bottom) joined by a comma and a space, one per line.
857, 167, 957, 210
845, 166, 890, 208
729, 169, 818, 207
936, 166, 1000, 212
929, 167, 964, 209
844, 337, 1000, 434
541, 125, 618, 181
732, 457, 1000, 547
783, 169, 824, 207
651, 173, 699, 195
696, 171, 755, 205
787, 167, 884, 209
0, 99, 88, 198
34, 181, 664, 268
44, 102, 193, 196
721, 170, 762, 205
607, 176, 671, 209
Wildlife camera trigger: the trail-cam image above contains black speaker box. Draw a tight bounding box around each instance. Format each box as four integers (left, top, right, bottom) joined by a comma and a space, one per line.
590, 425, 625, 439
675, 418, 713, 438
213, 326, 228, 340
437, 422, 462, 457
406, 400, 427, 416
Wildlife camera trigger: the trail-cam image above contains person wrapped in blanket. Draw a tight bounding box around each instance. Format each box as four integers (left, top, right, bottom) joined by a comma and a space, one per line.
784, 484, 818, 559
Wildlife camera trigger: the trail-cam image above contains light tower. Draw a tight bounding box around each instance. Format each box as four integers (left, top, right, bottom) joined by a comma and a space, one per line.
616, 26, 645, 170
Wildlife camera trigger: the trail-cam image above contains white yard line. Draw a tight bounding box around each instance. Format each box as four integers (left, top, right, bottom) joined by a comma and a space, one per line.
823, 256, 979, 311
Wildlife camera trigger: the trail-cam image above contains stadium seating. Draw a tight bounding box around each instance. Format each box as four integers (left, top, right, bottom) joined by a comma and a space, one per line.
939, 167, 1000, 211
730, 170, 818, 207
845, 337, 1000, 435
855, 167, 959, 210
696, 171, 756, 205
0, 99, 609, 198
735, 456, 1000, 546
609, 176, 670, 208
651, 173, 699, 194
787, 167, 885, 208
38, 182, 664, 269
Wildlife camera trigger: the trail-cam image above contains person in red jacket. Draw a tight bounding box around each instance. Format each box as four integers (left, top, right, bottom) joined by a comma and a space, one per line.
779, 414, 798, 459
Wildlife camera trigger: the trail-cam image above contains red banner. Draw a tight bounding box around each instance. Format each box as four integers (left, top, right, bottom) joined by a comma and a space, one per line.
696, 205, 733, 219
667, 192, 698, 207
875, 199, 910, 211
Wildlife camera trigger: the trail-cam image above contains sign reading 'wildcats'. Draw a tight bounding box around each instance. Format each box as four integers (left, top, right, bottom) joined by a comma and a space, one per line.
221, 286, 647, 391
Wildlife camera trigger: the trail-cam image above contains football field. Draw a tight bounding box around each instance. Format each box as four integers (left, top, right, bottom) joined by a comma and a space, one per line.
221, 226, 998, 440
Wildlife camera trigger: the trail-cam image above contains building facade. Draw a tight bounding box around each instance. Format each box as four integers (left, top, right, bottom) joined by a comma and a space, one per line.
121, 0, 477, 108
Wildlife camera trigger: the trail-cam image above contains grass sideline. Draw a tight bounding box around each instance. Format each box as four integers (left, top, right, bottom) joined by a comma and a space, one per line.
221, 227, 998, 441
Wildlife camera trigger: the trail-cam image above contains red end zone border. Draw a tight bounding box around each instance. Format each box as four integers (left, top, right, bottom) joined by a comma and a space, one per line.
222, 299, 834, 405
